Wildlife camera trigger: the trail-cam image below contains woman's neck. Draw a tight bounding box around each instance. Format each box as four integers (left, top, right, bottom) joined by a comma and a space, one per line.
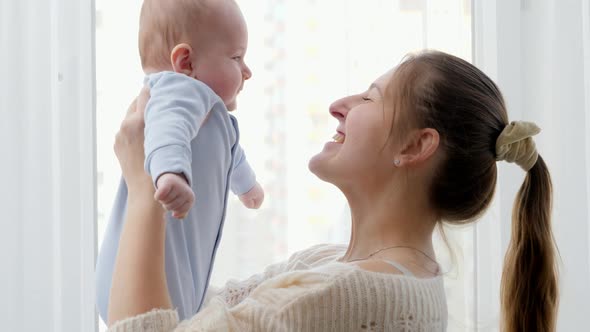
340, 184, 437, 263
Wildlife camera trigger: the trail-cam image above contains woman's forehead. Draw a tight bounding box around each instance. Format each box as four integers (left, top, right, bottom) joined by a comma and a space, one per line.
373, 67, 397, 89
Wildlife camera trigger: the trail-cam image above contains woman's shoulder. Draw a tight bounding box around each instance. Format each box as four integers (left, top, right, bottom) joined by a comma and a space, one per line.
327, 270, 447, 322
279, 243, 347, 273
287, 243, 347, 264
263, 255, 446, 304
251, 266, 447, 331
344, 265, 446, 289
187, 259, 447, 331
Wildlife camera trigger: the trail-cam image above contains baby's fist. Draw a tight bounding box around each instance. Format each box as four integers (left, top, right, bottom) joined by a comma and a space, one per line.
155, 173, 195, 219
238, 182, 264, 209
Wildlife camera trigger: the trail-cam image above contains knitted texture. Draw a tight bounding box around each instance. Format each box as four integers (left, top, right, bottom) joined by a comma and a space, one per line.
108, 309, 178, 332
108, 244, 447, 332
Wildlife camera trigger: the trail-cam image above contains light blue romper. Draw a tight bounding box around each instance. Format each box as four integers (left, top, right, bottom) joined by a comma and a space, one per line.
95, 72, 256, 322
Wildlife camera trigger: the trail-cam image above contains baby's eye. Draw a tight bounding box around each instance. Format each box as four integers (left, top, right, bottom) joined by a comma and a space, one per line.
232, 56, 242, 61
361, 96, 372, 101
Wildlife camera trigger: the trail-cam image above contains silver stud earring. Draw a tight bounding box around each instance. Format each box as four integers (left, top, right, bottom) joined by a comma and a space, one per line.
394, 160, 401, 166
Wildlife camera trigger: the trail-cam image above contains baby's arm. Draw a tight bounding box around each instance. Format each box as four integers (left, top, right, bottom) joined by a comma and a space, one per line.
230, 143, 264, 209
144, 73, 224, 217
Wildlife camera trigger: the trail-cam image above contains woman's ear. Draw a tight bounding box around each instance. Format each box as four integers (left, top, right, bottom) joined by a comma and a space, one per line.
395, 128, 440, 167
170, 43, 194, 76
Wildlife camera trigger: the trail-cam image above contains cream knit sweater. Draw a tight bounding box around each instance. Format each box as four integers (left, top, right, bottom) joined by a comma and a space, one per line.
108, 244, 447, 332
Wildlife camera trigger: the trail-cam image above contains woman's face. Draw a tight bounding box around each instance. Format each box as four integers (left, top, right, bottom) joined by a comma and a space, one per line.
309, 68, 398, 187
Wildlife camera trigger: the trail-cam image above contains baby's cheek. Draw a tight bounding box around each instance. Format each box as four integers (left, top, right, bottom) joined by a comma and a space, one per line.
207, 78, 231, 101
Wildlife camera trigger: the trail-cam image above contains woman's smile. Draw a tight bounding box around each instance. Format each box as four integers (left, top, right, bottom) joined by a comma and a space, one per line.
332, 132, 345, 143
322, 132, 346, 150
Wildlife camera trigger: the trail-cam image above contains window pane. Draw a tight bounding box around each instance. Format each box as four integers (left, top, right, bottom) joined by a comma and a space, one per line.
96, 1, 473, 331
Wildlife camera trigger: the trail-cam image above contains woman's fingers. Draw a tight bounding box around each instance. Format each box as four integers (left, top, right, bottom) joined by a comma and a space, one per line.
114, 86, 152, 187
120, 85, 149, 135
126, 97, 137, 116
136, 85, 150, 115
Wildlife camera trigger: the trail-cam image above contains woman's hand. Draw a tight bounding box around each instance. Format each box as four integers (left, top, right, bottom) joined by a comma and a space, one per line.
114, 86, 151, 189
108, 87, 172, 327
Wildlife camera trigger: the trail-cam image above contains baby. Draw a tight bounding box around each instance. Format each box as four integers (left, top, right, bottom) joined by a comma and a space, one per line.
143, 0, 263, 216
96, 0, 263, 322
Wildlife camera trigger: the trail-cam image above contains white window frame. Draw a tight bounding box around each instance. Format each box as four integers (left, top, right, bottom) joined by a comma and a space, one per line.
0, 0, 97, 331
473, 0, 590, 330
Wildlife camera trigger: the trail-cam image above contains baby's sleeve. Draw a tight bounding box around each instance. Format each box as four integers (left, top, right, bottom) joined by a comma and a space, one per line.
229, 143, 257, 196
144, 72, 224, 186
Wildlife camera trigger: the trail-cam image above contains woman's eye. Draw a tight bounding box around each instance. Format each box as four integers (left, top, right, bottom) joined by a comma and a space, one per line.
233, 56, 242, 61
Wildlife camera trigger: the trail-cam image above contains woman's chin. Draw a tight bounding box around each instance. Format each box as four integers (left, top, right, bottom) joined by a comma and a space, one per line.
309, 140, 347, 180
308, 152, 332, 182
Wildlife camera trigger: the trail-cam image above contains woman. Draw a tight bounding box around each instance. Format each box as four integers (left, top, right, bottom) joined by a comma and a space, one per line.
107, 51, 558, 331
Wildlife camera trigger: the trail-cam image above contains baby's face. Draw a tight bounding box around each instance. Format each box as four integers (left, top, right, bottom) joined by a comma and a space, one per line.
192, 1, 251, 111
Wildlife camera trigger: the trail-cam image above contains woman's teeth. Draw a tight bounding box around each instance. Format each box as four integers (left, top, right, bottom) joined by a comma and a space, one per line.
332, 133, 345, 143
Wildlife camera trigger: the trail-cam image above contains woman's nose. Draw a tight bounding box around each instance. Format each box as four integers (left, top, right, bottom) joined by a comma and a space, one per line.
329, 96, 353, 121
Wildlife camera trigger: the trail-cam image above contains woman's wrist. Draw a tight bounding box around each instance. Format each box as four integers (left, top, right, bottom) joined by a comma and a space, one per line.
108, 172, 169, 325
126, 175, 154, 194
128, 186, 164, 215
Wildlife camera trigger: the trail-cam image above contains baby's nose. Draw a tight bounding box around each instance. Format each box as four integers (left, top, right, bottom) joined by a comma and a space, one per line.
243, 65, 252, 80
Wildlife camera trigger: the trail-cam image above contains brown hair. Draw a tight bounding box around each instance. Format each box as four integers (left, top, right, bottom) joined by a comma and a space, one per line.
138, 0, 211, 70
388, 50, 559, 331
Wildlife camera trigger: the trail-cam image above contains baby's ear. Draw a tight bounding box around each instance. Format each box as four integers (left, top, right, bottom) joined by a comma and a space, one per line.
170, 43, 194, 75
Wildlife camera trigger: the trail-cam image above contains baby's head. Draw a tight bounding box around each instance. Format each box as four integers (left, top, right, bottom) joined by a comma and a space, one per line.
139, 0, 252, 110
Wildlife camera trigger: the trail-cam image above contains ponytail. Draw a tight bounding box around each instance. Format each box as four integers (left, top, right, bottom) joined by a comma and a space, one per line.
500, 156, 559, 332
391, 51, 560, 331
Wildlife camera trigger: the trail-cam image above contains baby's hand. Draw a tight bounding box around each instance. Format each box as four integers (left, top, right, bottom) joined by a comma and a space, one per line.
155, 173, 195, 219
238, 182, 265, 209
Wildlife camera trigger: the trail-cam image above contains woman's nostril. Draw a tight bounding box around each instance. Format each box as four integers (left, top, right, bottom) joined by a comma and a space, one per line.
329, 106, 344, 119
331, 111, 344, 121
